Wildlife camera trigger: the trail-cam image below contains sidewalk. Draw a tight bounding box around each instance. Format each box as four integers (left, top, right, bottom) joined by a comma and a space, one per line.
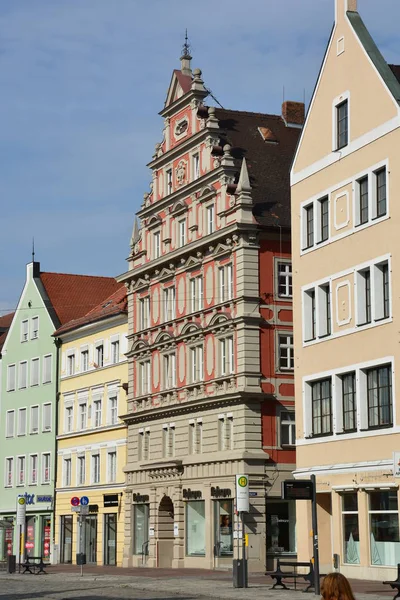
29, 564, 395, 600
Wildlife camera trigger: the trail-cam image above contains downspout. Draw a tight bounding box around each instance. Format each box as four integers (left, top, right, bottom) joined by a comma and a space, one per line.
52, 337, 61, 563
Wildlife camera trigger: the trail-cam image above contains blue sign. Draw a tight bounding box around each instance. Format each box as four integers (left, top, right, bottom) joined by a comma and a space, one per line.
37, 495, 52, 503
80, 496, 89, 506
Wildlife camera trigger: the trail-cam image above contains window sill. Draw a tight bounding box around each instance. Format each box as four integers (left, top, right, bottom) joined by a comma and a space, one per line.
336, 429, 357, 435
361, 424, 393, 432
309, 432, 333, 439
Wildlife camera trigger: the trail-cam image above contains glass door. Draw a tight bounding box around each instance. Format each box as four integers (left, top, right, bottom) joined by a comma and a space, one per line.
104, 514, 117, 566
60, 515, 73, 563
40, 516, 51, 560
0, 518, 14, 560
25, 516, 36, 557
84, 516, 97, 564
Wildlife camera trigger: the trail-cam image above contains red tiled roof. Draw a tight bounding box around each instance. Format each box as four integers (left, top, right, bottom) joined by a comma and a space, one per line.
173, 69, 192, 95
54, 284, 127, 336
0, 312, 14, 353
40, 272, 122, 327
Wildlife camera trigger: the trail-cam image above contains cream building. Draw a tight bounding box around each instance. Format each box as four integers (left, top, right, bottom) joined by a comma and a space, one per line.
54, 287, 128, 566
291, 0, 400, 581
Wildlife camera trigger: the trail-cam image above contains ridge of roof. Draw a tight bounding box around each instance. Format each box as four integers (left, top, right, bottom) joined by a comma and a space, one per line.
347, 11, 400, 104
215, 107, 283, 121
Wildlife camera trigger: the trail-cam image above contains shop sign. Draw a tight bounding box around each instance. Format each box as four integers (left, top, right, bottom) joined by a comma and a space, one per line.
89, 504, 99, 513
393, 452, 400, 477
183, 488, 202, 500
236, 475, 249, 513
37, 495, 52, 503
211, 486, 231, 498
104, 494, 119, 508
282, 480, 314, 501
16, 496, 26, 526
133, 493, 149, 503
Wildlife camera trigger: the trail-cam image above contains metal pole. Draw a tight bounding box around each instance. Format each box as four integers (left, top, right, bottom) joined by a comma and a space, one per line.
79, 516, 83, 578
311, 475, 320, 596
241, 511, 247, 588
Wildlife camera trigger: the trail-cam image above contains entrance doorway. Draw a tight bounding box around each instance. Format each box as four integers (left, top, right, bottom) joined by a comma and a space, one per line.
317, 493, 332, 573
158, 496, 174, 568
84, 516, 97, 564
60, 515, 73, 563
104, 514, 117, 566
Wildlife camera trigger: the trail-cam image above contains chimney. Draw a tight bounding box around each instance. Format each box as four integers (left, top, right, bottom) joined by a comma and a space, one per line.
282, 101, 305, 128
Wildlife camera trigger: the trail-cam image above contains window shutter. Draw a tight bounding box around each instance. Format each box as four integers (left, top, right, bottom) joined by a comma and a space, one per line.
43, 355, 52, 383
43, 404, 51, 431
31, 406, 39, 432
6, 411, 15, 437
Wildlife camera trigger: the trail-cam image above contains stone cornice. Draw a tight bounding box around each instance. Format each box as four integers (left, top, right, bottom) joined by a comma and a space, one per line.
147, 127, 209, 170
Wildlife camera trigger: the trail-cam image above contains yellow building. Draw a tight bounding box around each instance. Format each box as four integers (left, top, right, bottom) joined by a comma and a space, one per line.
54, 286, 128, 566
291, 0, 400, 582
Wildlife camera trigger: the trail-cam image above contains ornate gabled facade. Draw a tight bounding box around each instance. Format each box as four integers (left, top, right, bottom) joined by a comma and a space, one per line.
118, 45, 303, 571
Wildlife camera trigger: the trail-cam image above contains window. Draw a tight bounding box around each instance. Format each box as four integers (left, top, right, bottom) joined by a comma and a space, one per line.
30, 406, 39, 434
342, 493, 360, 564
190, 276, 203, 312
66, 353, 75, 376
190, 346, 204, 383
163, 286, 176, 322
166, 169, 173, 195
108, 396, 118, 425
42, 403, 52, 431
163, 353, 176, 390
336, 99, 348, 149
278, 334, 294, 371
376, 261, 390, 320
92, 454, 100, 484
277, 262, 292, 298
19, 361, 27, 389
162, 424, 175, 458
369, 490, 399, 566
30, 454, 38, 485
43, 354, 52, 383
319, 197, 329, 242
304, 289, 316, 341
367, 364, 392, 429
21, 319, 29, 342
319, 283, 331, 337
6, 410, 15, 438
266, 499, 297, 554
93, 399, 102, 428
186, 501, 205, 556
356, 261, 390, 326
138, 428, 150, 461
193, 153, 200, 180
107, 451, 117, 483
376, 167, 387, 218
178, 219, 186, 247
64, 458, 72, 486
154, 231, 161, 259
65, 406, 73, 433
81, 349, 89, 372
342, 373, 357, 432
219, 264, 233, 303
77, 455, 85, 485
206, 205, 215, 235
31, 316, 39, 339
17, 456, 26, 486
304, 204, 314, 248
218, 414, 233, 451
358, 176, 369, 225
7, 364, 16, 391
42, 453, 51, 484
214, 500, 233, 556
139, 297, 150, 330
280, 411, 295, 446
95, 344, 104, 368
111, 339, 119, 364
139, 360, 151, 395
133, 504, 149, 554
79, 402, 87, 430
18, 408, 27, 436
220, 337, 234, 376
5, 457, 13, 487
311, 378, 332, 436
30, 358, 39, 386
189, 419, 202, 454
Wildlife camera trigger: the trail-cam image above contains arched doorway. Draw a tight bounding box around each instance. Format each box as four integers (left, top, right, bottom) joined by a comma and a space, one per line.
158, 496, 174, 568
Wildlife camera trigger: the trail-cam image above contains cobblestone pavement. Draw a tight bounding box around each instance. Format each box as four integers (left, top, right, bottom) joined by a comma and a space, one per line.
0, 570, 395, 600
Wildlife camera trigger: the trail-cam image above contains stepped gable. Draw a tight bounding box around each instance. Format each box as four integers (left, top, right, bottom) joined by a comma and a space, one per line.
215, 107, 301, 229
54, 284, 127, 336
40, 271, 121, 327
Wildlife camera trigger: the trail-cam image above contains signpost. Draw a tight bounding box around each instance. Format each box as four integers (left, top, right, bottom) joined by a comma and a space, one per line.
16, 496, 26, 568
282, 479, 320, 596
70, 496, 89, 577
234, 475, 249, 589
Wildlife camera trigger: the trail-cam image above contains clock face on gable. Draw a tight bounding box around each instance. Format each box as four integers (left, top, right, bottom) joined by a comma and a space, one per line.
175, 119, 189, 137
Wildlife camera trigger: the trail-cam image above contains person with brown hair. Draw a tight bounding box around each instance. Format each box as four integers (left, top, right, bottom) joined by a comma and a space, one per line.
321, 573, 356, 600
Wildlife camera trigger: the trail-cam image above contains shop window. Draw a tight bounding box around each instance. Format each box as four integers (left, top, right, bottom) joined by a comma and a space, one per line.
60, 515, 73, 563
342, 493, 360, 564
40, 516, 51, 560
133, 504, 149, 555
25, 515, 36, 556
369, 490, 400, 566
266, 500, 296, 554
214, 500, 233, 556
186, 501, 205, 556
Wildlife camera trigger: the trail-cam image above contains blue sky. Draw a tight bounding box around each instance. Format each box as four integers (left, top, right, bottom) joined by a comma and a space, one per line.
1, 0, 399, 312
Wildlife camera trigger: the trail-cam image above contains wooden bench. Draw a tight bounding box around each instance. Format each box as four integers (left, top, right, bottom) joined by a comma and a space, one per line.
383, 564, 400, 599
268, 559, 315, 592
21, 555, 49, 575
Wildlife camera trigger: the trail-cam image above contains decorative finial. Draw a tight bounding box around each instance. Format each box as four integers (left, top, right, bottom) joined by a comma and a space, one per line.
180, 30, 192, 77
32, 237, 35, 262
182, 29, 191, 58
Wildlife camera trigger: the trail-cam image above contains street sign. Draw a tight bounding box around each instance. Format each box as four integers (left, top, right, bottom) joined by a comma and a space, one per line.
282, 480, 314, 501
16, 496, 26, 526
71, 506, 81, 513
80, 496, 89, 506
71, 496, 80, 507
236, 475, 249, 512
80, 505, 89, 515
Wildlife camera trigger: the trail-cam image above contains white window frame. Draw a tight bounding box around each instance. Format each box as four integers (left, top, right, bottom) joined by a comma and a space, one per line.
193, 152, 200, 180
95, 343, 104, 368
42, 403, 52, 432
43, 354, 52, 384
139, 296, 150, 330
18, 407, 27, 436
21, 319, 29, 343
30, 357, 40, 386
29, 453, 38, 485
63, 457, 72, 486
280, 410, 296, 446
31, 316, 39, 340
153, 230, 161, 259
7, 364, 16, 392
206, 204, 215, 235
220, 336, 234, 376
190, 345, 204, 383
111, 338, 120, 364
163, 286, 176, 322
190, 275, 203, 313
78, 401, 87, 431
91, 453, 100, 484
77, 454, 85, 486
163, 353, 176, 390
93, 398, 102, 428
17, 455, 26, 486
5, 457, 14, 487
139, 359, 151, 396
19, 360, 28, 389
178, 218, 186, 248
64, 404, 74, 433
278, 333, 294, 371
66, 352, 75, 376
107, 450, 117, 483
332, 91, 350, 152
108, 395, 118, 426
80, 347, 89, 372
275, 260, 293, 300
166, 168, 173, 195
6, 410, 15, 438
42, 453, 51, 484
30, 405, 39, 434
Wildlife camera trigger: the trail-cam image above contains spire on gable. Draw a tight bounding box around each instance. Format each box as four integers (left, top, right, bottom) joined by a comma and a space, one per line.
130, 217, 140, 250
237, 158, 251, 194
180, 29, 192, 77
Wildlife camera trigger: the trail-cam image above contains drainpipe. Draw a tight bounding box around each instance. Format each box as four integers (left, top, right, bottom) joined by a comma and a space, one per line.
52, 337, 61, 564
